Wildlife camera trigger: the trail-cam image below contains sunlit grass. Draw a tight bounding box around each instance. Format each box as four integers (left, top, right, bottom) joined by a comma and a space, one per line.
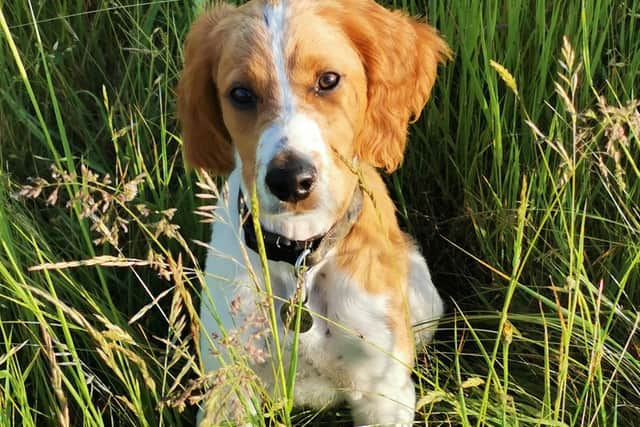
1, 0, 639, 426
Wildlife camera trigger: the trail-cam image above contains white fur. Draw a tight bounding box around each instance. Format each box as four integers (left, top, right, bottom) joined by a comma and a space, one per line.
409, 249, 445, 346
198, 170, 443, 426
263, 1, 295, 118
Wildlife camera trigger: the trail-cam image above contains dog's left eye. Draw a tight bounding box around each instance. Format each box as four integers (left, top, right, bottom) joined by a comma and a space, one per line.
229, 87, 258, 109
316, 72, 341, 93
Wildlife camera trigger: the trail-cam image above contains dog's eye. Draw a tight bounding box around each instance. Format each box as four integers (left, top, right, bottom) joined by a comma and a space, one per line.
316, 72, 341, 93
229, 87, 257, 109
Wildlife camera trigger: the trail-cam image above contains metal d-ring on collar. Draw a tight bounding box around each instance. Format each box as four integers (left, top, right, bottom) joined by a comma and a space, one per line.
294, 248, 312, 276
294, 247, 312, 303
282, 247, 313, 333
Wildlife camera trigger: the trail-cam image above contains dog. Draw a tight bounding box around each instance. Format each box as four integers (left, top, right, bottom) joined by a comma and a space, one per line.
177, 0, 449, 424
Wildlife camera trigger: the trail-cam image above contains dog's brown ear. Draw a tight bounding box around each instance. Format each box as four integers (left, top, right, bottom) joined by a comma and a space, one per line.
334, 1, 450, 173
177, 4, 235, 174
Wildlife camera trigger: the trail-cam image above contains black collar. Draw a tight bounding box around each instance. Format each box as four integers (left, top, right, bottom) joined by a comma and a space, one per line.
239, 187, 363, 267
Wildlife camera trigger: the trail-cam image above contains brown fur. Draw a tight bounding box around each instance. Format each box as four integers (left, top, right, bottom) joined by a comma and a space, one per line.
317, 0, 451, 172
333, 164, 413, 358
177, 4, 236, 174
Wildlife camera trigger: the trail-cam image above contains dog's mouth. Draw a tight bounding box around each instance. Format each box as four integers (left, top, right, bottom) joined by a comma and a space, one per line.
238, 177, 334, 240
239, 181, 363, 240
242, 161, 360, 241
240, 195, 334, 241
267, 199, 319, 215
238, 189, 327, 251
239, 186, 364, 264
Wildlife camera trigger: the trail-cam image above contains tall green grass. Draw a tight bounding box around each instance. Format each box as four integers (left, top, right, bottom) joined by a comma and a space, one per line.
1, 0, 639, 426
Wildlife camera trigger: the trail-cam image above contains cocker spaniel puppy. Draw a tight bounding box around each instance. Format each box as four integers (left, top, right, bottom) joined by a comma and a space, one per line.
178, 0, 449, 424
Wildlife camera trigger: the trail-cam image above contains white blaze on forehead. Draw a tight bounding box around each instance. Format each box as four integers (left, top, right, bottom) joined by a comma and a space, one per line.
263, 0, 295, 118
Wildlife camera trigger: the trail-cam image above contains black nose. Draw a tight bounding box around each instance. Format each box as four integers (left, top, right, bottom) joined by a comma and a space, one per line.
265, 151, 317, 203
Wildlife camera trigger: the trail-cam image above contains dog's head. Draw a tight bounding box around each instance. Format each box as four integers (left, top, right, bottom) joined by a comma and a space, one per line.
178, 0, 449, 240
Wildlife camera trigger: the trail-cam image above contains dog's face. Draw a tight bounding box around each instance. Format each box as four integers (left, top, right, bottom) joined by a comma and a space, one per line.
178, 0, 449, 240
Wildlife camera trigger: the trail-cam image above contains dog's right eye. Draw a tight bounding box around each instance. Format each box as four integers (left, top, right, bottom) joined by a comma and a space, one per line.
229, 87, 257, 109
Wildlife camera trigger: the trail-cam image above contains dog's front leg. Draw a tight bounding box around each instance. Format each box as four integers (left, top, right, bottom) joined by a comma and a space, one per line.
348, 363, 416, 427
326, 277, 417, 426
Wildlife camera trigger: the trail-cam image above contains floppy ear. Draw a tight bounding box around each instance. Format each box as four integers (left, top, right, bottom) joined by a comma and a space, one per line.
177, 4, 235, 174
337, 1, 451, 172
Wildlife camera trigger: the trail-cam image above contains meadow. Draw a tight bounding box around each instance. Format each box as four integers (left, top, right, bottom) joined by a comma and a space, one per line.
1, 0, 639, 425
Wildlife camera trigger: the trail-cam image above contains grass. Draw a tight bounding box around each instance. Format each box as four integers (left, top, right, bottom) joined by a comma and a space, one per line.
1, 0, 639, 425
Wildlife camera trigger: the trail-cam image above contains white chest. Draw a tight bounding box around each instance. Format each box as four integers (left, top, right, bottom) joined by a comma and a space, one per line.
201, 235, 395, 405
